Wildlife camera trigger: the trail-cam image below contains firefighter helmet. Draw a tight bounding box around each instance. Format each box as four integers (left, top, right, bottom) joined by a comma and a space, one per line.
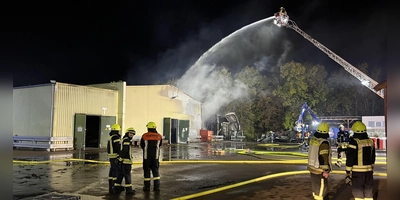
111, 124, 121, 131
317, 122, 329, 134
126, 127, 136, 134
146, 121, 157, 129
352, 121, 366, 133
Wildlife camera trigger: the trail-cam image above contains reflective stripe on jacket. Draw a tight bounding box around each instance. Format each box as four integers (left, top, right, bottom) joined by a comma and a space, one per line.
346, 137, 375, 172
119, 136, 133, 164
107, 132, 121, 158
140, 131, 162, 160
308, 136, 332, 174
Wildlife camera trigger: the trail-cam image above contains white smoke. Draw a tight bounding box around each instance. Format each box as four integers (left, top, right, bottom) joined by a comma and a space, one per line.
176, 16, 293, 121
177, 63, 248, 119
277, 40, 292, 67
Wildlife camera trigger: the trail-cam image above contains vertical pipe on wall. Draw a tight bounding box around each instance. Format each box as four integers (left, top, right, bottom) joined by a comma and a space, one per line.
50, 81, 56, 138
121, 81, 126, 133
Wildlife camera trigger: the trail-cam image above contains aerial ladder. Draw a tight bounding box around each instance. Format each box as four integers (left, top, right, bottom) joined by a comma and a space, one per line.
295, 102, 321, 143
273, 8, 384, 99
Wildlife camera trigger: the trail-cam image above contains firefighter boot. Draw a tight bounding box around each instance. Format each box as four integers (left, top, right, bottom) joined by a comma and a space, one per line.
153, 180, 160, 191
108, 179, 114, 193
125, 187, 135, 195
143, 181, 150, 191
112, 185, 125, 194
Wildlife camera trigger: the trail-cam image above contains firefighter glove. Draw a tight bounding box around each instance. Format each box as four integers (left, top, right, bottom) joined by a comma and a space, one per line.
345, 175, 352, 186
115, 157, 123, 165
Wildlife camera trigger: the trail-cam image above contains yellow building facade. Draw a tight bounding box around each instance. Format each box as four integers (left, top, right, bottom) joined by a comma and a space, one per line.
13, 81, 202, 151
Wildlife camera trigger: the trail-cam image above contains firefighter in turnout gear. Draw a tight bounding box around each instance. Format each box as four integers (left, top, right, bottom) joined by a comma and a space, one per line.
140, 121, 163, 192
335, 124, 350, 167
113, 127, 136, 195
279, 7, 287, 15
307, 122, 332, 200
106, 124, 122, 193
346, 121, 376, 200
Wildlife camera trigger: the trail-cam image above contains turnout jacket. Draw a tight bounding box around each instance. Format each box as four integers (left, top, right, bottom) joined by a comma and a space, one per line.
140, 130, 162, 160
308, 135, 332, 174
346, 133, 376, 172
337, 130, 350, 144
119, 134, 133, 164
107, 130, 121, 158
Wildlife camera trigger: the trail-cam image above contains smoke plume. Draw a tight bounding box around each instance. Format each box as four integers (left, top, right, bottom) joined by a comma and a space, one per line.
176, 17, 292, 121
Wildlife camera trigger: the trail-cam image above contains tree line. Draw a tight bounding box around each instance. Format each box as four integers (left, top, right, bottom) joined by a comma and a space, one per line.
172, 61, 385, 140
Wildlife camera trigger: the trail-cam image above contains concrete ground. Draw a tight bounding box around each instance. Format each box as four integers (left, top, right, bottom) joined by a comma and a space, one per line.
190, 174, 387, 200
13, 142, 386, 200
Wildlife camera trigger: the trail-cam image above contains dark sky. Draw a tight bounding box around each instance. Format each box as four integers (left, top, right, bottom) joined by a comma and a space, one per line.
3, 0, 386, 87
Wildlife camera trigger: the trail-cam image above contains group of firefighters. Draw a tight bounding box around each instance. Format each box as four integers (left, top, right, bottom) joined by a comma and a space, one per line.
107, 121, 163, 195
308, 121, 376, 200
105, 119, 376, 199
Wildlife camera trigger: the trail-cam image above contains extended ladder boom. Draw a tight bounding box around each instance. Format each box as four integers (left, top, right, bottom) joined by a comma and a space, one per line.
273, 11, 384, 98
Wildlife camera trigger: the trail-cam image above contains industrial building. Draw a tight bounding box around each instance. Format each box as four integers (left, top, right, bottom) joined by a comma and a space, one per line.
13, 81, 202, 151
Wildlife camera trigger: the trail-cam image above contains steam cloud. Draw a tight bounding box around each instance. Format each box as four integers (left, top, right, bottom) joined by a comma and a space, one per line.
176, 17, 293, 121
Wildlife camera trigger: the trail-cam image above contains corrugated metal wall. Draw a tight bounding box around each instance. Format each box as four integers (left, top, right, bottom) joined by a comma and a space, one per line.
125, 86, 150, 135
125, 85, 202, 138
13, 85, 53, 137
88, 81, 127, 132
52, 83, 118, 138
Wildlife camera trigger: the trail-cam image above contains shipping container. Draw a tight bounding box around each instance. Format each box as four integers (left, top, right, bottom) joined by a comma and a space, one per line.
13, 84, 53, 138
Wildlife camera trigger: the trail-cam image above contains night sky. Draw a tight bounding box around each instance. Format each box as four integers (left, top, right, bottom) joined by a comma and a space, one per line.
4, 0, 387, 87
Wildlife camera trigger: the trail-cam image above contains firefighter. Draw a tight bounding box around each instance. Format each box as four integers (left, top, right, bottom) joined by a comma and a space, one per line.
279, 7, 287, 15
113, 127, 136, 195
335, 124, 350, 167
345, 121, 376, 200
140, 121, 163, 191
307, 122, 332, 200
106, 124, 122, 193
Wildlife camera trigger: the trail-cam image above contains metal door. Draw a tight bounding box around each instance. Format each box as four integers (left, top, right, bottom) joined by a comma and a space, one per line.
178, 120, 190, 143
100, 116, 117, 148
163, 118, 171, 144
171, 119, 178, 144
74, 114, 86, 150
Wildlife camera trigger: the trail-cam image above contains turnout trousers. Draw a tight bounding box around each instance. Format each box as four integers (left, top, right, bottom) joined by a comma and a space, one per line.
310, 173, 328, 200
352, 171, 374, 200
336, 143, 348, 160
143, 159, 160, 190
108, 158, 118, 192
114, 164, 134, 194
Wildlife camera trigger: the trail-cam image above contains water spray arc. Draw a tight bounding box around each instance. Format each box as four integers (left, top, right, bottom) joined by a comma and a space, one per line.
176, 16, 288, 121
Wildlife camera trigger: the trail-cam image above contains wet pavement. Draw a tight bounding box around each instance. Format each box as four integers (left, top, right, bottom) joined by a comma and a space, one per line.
192, 174, 387, 200
13, 142, 387, 200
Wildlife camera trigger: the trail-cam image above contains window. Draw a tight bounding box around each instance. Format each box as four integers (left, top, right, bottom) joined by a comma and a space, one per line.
368, 121, 375, 127
382, 121, 385, 127
376, 122, 381, 127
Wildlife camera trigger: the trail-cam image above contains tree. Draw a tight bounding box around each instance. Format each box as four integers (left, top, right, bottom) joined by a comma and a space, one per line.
325, 69, 356, 115
233, 66, 267, 98
356, 62, 384, 115
253, 94, 285, 137
273, 61, 329, 130
325, 62, 384, 116
219, 66, 267, 140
